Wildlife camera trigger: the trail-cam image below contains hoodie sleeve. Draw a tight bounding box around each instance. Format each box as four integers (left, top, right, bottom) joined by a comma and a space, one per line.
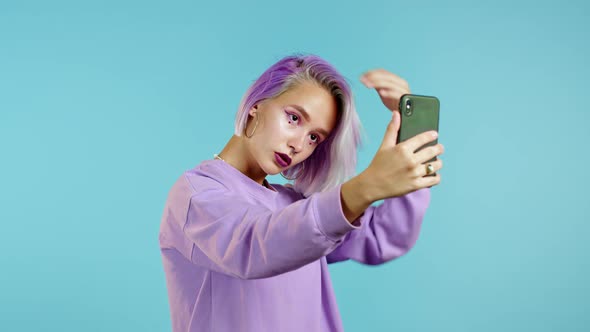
326, 187, 431, 265
163, 176, 360, 280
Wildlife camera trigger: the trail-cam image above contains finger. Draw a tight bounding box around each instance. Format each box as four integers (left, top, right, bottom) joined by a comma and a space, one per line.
375, 88, 410, 102
362, 69, 408, 87
416, 159, 443, 177
361, 70, 409, 89
364, 79, 410, 94
417, 172, 441, 188
414, 144, 444, 164
401, 131, 438, 153
379, 111, 401, 150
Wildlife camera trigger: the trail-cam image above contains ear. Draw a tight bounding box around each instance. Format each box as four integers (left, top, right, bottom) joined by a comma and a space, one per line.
248, 104, 258, 117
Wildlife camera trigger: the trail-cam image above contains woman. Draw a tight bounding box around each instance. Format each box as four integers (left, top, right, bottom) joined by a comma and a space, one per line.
159, 54, 444, 331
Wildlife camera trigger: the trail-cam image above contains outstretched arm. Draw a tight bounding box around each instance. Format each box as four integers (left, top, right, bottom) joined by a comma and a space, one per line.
327, 69, 443, 264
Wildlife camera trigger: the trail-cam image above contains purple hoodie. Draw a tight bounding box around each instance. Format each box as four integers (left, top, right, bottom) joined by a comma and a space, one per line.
159, 159, 430, 331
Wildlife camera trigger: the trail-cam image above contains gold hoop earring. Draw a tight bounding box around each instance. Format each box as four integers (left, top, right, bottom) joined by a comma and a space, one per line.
245, 114, 259, 138
281, 162, 305, 181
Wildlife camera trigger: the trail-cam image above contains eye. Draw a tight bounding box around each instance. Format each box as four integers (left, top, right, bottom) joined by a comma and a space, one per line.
286, 112, 299, 124
310, 134, 320, 144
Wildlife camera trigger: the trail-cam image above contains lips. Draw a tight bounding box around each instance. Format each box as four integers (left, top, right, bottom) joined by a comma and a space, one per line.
275, 152, 292, 167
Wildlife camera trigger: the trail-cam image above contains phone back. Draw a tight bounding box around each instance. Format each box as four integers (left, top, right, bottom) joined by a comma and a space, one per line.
396, 94, 440, 162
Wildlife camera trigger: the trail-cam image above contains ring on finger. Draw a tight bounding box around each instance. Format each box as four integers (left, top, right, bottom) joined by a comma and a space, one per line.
425, 163, 434, 175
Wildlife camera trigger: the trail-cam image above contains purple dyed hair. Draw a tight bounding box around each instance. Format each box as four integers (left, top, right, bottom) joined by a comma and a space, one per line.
234, 54, 363, 197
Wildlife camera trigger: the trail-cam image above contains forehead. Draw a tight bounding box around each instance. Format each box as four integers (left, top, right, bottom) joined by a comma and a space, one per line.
274, 82, 338, 134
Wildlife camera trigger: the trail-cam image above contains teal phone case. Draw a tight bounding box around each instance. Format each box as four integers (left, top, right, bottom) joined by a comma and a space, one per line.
396, 94, 440, 166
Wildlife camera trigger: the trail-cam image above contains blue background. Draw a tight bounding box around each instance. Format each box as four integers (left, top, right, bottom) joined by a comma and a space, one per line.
1, 0, 588, 331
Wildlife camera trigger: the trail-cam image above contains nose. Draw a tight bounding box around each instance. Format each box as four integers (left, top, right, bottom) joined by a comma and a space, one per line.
288, 134, 305, 155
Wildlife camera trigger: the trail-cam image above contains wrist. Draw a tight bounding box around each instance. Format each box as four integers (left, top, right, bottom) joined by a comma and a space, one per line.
349, 171, 378, 205
340, 173, 375, 223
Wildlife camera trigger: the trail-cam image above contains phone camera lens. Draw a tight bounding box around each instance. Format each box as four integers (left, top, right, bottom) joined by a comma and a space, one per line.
404, 99, 413, 116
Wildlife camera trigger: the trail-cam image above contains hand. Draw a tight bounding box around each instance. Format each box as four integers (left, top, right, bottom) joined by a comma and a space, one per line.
360, 69, 410, 112
360, 111, 444, 201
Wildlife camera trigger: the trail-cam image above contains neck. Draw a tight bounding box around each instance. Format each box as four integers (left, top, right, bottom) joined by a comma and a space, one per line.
217, 135, 268, 186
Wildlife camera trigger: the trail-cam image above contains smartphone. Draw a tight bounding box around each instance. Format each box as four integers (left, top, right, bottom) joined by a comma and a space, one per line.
396, 94, 440, 174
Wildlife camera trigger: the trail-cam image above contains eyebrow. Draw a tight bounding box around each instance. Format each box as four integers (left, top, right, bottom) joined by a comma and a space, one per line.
288, 104, 330, 138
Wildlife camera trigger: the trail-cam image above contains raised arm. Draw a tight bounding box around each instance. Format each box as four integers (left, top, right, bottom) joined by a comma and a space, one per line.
326, 69, 444, 264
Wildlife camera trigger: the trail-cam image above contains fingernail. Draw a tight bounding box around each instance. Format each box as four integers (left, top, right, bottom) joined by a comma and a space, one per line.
432, 131, 438, 138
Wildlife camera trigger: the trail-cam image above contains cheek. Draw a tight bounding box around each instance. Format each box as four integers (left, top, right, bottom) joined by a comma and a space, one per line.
269, 115, 291, 137
301, 144, 317, 158
254, 115, 287, 146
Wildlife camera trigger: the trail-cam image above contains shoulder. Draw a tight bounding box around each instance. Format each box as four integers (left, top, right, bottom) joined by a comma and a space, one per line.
183, 160, 231, 195
165, 161, 230, 201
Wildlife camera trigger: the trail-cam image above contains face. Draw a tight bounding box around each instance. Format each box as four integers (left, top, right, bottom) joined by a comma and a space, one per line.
245, 81, 338, 176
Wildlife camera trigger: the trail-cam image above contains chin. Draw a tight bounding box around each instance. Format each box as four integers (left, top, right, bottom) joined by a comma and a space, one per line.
260, 153, 284, 175
258, 160, 281, 176
265, 165, 283, 176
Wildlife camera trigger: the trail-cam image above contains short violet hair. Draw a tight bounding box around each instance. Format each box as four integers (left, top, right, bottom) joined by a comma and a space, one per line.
234, 54, 363, 197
